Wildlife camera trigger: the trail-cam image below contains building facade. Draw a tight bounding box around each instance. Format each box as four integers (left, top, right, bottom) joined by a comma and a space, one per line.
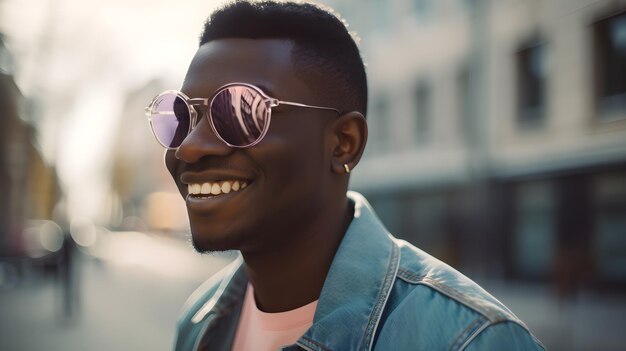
327, 0, 626, 292
0, 35, 62, 257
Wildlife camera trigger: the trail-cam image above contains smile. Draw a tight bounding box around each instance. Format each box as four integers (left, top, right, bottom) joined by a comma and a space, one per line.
187, 180, 248, 198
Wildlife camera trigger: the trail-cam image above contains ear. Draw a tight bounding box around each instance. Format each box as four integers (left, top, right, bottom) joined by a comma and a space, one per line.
329, 111, 368, 174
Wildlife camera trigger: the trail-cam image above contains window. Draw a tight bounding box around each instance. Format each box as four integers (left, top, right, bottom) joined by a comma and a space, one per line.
369, 94, 390, 153
593, 172, 626, 282
414, 81, 431, 144
593, 11, 626, 119
410, 193, 447, 258
513, 181, 556, 279
516, 42, 547, 126
367, 193, 401, 235
456, 64, 472, 145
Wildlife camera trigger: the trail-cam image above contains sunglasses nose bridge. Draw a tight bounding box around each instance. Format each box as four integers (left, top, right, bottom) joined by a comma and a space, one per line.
187, 98, 210, 129
188, 106, 201, 130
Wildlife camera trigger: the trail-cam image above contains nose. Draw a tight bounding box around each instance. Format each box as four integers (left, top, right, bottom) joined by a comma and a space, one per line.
175, 116, 232, 163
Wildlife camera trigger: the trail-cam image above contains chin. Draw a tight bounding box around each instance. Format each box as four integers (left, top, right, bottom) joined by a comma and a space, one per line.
189, 226, 244, 253
190, 238, 230, 254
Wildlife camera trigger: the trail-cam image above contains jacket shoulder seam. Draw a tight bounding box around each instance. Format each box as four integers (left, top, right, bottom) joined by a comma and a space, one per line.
396, 268, 520, 325
457, 320, 548, 351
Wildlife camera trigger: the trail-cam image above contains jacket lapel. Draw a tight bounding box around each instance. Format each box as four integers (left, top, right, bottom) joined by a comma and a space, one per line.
298, 192, 400, 351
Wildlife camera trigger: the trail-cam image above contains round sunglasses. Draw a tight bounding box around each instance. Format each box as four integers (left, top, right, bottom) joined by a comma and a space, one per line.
145, 82, 341, 149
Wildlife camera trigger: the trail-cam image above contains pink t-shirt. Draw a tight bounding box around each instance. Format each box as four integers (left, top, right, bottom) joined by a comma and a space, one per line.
231, 284, 318, 351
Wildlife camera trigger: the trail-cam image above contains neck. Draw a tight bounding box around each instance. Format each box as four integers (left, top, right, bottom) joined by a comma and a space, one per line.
241, 197, 353, 313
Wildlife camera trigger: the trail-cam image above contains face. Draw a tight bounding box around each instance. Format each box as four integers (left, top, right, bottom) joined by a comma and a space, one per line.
166, 39, 336, 253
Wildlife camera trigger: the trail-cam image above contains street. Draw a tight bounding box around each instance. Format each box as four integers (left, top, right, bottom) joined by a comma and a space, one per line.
1, 231, 625, 351
0, 231, 235, 351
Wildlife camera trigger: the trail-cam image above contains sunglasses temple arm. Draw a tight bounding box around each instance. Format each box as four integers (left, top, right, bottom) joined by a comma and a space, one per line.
275, 100, 341, 114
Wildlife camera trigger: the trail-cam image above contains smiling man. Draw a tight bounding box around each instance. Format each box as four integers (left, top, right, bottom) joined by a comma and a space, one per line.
145, 1, 545, 350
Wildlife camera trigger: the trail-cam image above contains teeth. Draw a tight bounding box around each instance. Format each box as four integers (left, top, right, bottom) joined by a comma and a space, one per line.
187, 180, 249, 197
221, 181, 231, 194
201, 183, 211, 194
192, 184, 201, 194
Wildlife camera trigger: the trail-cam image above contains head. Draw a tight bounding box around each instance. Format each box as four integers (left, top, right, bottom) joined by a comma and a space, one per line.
199, 1, 368, 115
162, 0, 368, 253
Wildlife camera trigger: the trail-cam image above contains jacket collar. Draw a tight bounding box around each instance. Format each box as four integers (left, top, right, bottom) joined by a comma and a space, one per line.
298, 191, 400, 351
194, 192, 399, 351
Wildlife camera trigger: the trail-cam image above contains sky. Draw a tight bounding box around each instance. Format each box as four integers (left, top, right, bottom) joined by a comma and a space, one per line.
1, 0, 222, 221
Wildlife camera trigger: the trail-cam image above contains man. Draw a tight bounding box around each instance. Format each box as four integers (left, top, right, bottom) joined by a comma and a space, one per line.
145, 1, 545, 350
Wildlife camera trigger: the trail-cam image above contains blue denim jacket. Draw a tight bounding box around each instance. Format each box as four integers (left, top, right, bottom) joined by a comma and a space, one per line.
174, 192, 545, 351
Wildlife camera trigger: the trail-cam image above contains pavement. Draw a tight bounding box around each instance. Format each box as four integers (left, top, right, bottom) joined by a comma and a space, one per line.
1, 231, 625, 351
0, 231, 235, 351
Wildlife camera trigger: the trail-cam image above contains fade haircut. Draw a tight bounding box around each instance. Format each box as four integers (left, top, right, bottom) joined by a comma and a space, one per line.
199, 0, 368, 116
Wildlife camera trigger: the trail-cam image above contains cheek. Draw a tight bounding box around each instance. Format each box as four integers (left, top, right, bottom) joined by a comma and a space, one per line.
164, 150, 185, 196
164, 150, 178, 178
256, 124, 328, 195
262, 120, 326, 161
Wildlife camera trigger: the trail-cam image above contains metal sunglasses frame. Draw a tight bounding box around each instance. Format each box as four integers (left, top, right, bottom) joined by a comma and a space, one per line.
145, 82, 341, 150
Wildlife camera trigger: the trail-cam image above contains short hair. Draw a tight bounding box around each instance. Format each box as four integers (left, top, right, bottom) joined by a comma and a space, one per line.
199, 0, 368, 116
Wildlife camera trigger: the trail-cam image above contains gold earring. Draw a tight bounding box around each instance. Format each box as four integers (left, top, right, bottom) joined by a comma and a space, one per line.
343, 164, 351, 174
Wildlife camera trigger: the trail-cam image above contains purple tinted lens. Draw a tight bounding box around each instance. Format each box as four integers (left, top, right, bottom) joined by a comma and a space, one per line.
210, 86, 268, 147
150, 93, 190, 148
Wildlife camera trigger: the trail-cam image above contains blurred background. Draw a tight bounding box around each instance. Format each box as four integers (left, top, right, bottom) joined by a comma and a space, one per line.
1, 0, 625, 350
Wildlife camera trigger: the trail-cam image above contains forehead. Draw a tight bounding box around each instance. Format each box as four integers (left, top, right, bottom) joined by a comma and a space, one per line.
181, 38, 308, 99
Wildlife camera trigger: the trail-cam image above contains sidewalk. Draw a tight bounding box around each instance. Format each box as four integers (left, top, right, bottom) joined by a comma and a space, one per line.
0, 231, 235, 351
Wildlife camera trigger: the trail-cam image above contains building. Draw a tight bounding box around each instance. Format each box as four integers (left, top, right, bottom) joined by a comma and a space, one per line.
0, 35, 62, 257
326, 0, 626, 292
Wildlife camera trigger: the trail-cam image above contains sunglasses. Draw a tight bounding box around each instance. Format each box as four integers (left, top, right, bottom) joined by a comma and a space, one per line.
145, 82, 341, 149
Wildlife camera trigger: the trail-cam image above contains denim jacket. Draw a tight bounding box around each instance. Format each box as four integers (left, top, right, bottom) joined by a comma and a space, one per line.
174, 192, 545, 351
